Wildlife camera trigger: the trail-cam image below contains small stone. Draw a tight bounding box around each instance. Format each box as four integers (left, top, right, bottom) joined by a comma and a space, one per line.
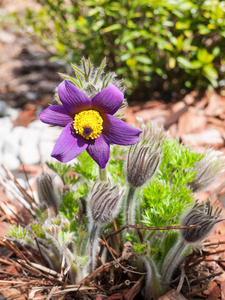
39, 140, 54, 162
28, 119, 46, 130
0, 134, 7, 153
12, 126, 26, 138
0, 117, 13, 131
37, 81, 56, 94
2, 127, 24, 157
25, 92, 37, 101
16, 84, 30, 95
19, 144, 41, 165
7, 107, 20, 120
0, 100, 8, 117
20, 128, 40, 146
40, 126, 61, 142
3, 136, 19, 157
2, 153, 20, 170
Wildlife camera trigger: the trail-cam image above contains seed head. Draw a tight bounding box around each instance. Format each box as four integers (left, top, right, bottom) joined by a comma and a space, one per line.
87, 181, 123, 226
126, 119, 166, 187
181, 200, 223, 244
188, 148, 225, 192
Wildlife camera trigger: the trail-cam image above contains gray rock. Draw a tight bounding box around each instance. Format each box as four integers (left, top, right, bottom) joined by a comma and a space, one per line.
2, 153, 20, 170
19, 144, 40, 165
40, 126, 61, 142
37, 81, 56, 94
7, 107, 20, 120
12, 126, 26, 139
3, 135, 20, 157
0, 100, 8, 117
28, 119, 46, 130
0, 117, 13, 131
39, 140, 54, 162
0, 131, 8, 153
2, 127, 25, 157
20, 128, 40, 146
25, 92, 37, 101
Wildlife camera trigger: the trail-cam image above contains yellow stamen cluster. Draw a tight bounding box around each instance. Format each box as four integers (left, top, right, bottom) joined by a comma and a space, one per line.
73, 110, 103, 139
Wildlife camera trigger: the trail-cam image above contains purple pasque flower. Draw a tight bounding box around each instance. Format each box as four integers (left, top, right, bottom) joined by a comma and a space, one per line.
39, 80, 142, 169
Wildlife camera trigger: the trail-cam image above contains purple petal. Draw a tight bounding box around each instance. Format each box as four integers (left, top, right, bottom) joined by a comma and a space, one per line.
51, 122, 88, 163
39, 105, 73, 127
86, 134, 110, 169
102, 114, 142, 145
58, 80, 92, 116
92, 84, 124, 115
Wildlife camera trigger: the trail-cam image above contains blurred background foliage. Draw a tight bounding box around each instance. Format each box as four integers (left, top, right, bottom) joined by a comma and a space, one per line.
14, 0, 225, 102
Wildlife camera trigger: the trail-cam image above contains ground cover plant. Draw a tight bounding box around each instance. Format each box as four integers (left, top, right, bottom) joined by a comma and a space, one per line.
13, 0, 225, 100
5, 58, 225, 299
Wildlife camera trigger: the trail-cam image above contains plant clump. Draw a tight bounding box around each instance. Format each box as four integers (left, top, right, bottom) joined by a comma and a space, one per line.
4, 58, 225, 299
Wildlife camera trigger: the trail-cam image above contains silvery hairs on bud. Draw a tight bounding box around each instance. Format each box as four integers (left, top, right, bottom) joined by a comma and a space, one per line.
188, 148, 225, 192
86, 181, 124, 273
87, 181, 124, 227
36, 172, 59, 217
58, 57, 126, 102
181, 200, 223, 244
127, 119, 167, 187
161, 200, 224, 286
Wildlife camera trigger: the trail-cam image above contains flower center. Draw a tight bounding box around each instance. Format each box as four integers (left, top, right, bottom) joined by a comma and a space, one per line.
73, 110, 103, 139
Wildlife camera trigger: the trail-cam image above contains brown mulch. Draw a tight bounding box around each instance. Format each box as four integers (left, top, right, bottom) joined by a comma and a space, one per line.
0, 223, 225, 299
0, 166, 225, 299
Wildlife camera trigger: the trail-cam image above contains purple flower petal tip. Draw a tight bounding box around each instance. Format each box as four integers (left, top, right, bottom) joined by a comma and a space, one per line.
92, 84, 124, 115
39, 105, 73, 127
102, 114, 142, 146
86, 135, 110, 169
58, 80, 91, 116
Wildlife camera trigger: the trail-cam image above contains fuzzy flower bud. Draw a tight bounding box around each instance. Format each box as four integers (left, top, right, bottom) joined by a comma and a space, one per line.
86, 181, 123, 273
36, 172, 59, 217
126, 119, 166, 187
87, 181, 124, 226
188, 148, 225, 192
181, 200, 223, 244
161, 200, 224, 286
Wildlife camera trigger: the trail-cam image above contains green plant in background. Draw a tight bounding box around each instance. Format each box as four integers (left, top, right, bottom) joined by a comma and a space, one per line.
12, 0, 225, 101
6, 59, 225, 298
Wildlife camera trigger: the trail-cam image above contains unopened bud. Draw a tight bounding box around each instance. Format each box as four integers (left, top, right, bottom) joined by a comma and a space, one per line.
87, 181, 123, 226
181, 200, 223, 244
161, 199, 224, 286
188, 148, 225, 192
36, 172, 59, 217
127, 119, 166, 187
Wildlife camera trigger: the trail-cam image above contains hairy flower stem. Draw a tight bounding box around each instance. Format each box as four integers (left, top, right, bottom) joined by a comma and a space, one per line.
88, 224, 100, 274
161, 239, 187, 288
143, 257, 162, 300
99, 167, 107, 181
125, 186, 137, 227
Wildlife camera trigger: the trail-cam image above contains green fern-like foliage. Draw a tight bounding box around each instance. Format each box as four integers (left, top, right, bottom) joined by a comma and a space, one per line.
141, 138, 203, 228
